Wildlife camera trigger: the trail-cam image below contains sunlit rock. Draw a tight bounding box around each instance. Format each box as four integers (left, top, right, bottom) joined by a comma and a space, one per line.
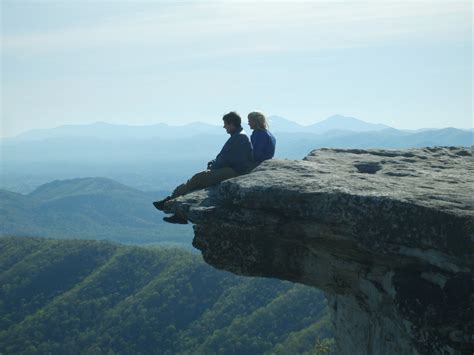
164, 147, 474, 354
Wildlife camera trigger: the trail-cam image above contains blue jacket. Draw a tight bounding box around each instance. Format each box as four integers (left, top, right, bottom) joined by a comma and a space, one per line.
210, 127, 253, 174
251, 129, 276, 164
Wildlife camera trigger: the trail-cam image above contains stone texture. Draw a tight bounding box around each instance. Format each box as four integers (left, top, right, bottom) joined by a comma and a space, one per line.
164, 146, 474, 355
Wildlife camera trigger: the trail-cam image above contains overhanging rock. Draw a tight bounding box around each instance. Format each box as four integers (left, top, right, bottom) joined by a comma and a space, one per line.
164, 147, 474, 354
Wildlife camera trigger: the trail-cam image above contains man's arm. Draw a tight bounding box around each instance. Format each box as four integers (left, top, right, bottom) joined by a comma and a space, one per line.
211, 135, 249, 170
211, 140, 234, 170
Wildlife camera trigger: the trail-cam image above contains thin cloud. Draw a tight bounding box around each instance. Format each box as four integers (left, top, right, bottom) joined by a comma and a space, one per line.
2, 2, 470, 55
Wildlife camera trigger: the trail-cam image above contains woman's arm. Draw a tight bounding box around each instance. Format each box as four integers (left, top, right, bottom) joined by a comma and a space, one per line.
252, 131, 267, 163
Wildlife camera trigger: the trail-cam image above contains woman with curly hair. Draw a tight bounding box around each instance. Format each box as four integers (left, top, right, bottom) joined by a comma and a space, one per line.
247, 111, 276, 165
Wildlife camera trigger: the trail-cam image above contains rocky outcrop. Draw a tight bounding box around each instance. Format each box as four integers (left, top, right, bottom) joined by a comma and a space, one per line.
164, 147, 474, 354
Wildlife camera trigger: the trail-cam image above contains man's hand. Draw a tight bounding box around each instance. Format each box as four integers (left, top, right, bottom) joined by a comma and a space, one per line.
207, 160, 214, 169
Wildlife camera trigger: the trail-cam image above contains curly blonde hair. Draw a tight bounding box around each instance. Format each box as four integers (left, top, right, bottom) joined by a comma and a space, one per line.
247, 111, 269, 130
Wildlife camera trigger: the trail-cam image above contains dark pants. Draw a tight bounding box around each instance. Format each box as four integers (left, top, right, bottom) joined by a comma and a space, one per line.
171, 167, 238, 198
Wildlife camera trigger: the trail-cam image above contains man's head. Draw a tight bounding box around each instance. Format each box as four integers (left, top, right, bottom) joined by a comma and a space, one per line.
222, 111, 242, 134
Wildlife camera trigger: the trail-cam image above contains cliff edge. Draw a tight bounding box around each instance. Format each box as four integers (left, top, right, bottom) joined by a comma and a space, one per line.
164, 146, 474, 354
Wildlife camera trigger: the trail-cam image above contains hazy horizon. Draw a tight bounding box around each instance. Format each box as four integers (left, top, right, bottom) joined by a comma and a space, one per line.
3, 112, 474, 139
1, 1, 472, 137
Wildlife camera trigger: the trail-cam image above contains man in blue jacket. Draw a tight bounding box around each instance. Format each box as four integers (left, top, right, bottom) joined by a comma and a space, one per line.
154, 112, 253, 224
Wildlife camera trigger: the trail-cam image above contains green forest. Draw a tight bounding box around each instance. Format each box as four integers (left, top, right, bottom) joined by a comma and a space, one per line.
0, 236, 334, 354
0, 177, 193, 247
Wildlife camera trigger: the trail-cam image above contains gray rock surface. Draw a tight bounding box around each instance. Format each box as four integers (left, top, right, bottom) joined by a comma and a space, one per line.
164, 146, 474, 354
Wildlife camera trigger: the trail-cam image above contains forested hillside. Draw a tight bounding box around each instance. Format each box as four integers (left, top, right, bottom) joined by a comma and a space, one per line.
0, 177, 193, 247
0, 236, 334, 354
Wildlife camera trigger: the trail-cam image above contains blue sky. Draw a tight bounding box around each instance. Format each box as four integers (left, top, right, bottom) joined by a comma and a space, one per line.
1, 1, 472, 137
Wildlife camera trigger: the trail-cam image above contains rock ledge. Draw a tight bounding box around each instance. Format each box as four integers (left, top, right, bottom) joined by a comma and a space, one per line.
164, 147, 474, 354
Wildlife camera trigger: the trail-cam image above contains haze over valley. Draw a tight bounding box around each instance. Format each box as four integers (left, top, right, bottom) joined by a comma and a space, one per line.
2, 114, 472, 194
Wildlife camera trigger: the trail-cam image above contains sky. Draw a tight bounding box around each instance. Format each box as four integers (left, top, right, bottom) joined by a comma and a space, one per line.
1, 1, 472, 137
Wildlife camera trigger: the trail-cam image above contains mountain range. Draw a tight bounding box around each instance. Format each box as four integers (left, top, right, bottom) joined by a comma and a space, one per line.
1, 114, 472, 193
268, 114, 390, 133
0, 177, 193, 246
6, 114, 394, 141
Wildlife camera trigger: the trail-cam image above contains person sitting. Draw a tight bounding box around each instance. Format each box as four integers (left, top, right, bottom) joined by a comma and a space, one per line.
247, 111, 276, 165
153, 111, 253, 224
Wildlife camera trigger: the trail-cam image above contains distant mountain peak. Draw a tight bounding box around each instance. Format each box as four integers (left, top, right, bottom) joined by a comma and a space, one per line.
326, 114, 345, 119
324, 114, 362, 121
266, 114, 391, 133
308, 114, 391, 132
29, 177, 139, 201
267, 115, 304, 132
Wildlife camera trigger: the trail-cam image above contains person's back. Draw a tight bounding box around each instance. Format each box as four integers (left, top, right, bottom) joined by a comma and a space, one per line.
250, 129, 276, 164
247, 111, 276, 164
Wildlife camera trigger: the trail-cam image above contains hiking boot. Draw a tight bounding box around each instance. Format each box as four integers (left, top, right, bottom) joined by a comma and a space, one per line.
163, 214, 188, 224
153, 196, 172, 211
